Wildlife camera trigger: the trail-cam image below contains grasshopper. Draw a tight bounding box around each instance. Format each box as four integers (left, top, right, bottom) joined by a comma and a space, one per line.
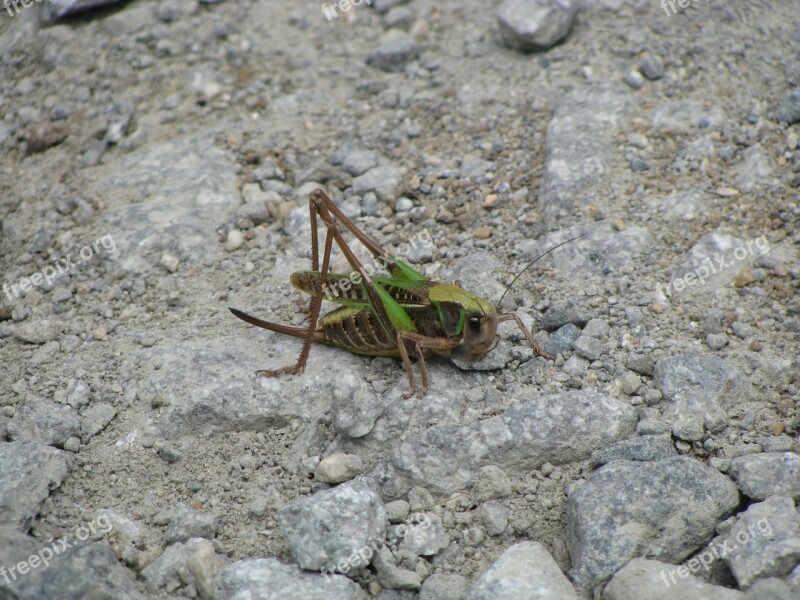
230, 189, 580, 398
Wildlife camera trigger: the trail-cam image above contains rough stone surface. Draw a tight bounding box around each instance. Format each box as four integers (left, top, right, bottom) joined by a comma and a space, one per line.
497, 0, 580, 52
276, 482, 386, 571
604, 558, 744, 600
567, 457, 740, 589
370, 391, 636, 496
719, 496, 800, 588
466, 541, 579, 599
213, 558, 365, 600
0, 441, 68, 530
728, 452, 800, 500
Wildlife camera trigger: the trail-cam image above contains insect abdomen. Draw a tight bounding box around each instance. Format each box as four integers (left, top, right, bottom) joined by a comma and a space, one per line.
321, 307, 400, 356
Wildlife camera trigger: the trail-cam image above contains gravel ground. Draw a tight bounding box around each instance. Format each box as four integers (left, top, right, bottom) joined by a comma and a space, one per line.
1, 0, 799, 599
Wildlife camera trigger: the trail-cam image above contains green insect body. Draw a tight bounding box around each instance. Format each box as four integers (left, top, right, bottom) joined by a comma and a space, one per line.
230, 189, 564, 398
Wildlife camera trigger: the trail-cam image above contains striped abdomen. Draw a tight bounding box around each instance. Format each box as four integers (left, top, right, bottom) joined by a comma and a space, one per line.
321, 307, 401, 356
320, 305, 460, 357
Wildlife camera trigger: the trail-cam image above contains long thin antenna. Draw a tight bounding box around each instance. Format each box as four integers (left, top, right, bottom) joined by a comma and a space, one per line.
497, 233, 587, 308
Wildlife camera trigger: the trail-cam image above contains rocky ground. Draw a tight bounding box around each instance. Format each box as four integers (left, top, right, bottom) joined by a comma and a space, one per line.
1, 0, 799, 598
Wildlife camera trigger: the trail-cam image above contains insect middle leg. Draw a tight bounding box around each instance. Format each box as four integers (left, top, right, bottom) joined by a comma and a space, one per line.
396, 331, 459, 399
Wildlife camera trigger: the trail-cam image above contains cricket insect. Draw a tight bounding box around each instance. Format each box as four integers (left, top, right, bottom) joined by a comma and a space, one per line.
230, 189, 582, 398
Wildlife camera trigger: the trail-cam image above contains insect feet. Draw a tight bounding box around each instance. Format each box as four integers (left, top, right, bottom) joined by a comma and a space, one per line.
255, 365, 305, 377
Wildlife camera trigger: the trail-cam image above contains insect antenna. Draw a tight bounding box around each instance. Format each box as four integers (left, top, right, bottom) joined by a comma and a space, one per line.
496, 233, 587, 309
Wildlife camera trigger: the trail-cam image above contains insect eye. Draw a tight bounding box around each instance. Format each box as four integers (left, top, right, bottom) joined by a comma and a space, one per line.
467, 316, 481, 331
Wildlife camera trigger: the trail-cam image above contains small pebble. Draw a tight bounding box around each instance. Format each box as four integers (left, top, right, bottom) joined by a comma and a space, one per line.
706, 333, 729, 350
639, 56, 664, 80
224, 230, 245, 252
160, 253, 180, 273
473, 226, 492, 240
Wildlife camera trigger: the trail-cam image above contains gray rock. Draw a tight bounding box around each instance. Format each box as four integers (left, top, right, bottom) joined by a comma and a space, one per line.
165, 503, 219, 544
654, 354, 749, 432
731, 321, 755, 339
372, 0, 409, 14
537, 84, 632, 227
604, 557, 743, 600
591, 435, 676, 467
316, 453, 365, 484
467, 541, 579, 599
39, 0, 126, 25
541, 302, 589, 332
144, 336, 365, 439
477, 500, 509, 536
761, 436, 795, 453
625, 354, 655, 377
141, 538, 226, 598
728, 453, 800, 500
407, 488, 432, 512
522, 224, 653, 277
496, 0, 580, 52
639, 56, 664, 80
95, 508, 146, 567
543, 322, 581, 354
331, 372, 386, 438
646, 189, 705, 222
277, 481, 386, 572
66, 379, 91, 408
777, 90, 800, 125
7, 397, 81, 448
366, 31, 421, 72
720, 496, 800, 588
637, 419, 672, 436
743, 578, 795, 600
385, 500, 410, 523
373, 546, 421, 589
624, 69, 645, 89
254, 158, 285, 182
370, 391, 636, 496
213, 558, 364, 600
567, 456, 740, 589
573, 335, 603, 360
419, 573, 470, 600
352, 165, 405, 201
342, 149, 381, 176
733, 144, 776, 191
700, 308, 730, 336
474, 465, 513, 500
672, 418, 705, 442
583, 318, 609, 339
0, 441, 67, 529
383, 6, 414, 30
562, 354, 588, 374
97, 134, 238, 273
668, 231, 766, 294
706, 333, 729, 350
13, 319, 63, 344
398, 513, 449, 556
0, 528, 144, 599
788, 564, 800, 596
